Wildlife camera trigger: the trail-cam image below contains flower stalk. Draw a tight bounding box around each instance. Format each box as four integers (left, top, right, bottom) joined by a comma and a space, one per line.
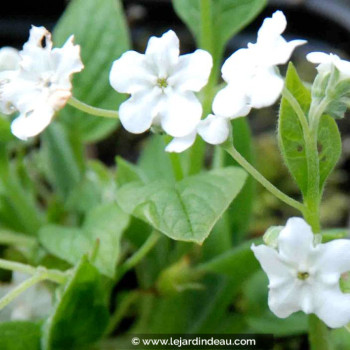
68, 96, 119, 119
223, 142, 305, 213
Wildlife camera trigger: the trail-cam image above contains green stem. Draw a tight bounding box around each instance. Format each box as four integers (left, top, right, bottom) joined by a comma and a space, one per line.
0, 272, 47, 311
308, 314, 333, 350
188, 0, 216, 175
223, 143, 305, 213
302, 98, 331, 348
105, 291, 140, 335
116, 231, 160, 282
67, 97, 119, 119
0, 230, 37, 247
0, 258, 68, 284
164, 136, 184, 181
283, 87, 323, 232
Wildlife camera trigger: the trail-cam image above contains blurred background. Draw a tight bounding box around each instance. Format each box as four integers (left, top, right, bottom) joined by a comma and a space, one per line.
1, 0, 350, 233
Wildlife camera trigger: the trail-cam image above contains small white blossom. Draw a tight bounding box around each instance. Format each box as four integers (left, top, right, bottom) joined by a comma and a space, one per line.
197, 11, 306, 146
0, 26, 84, 140
0, 272, 52, 321
251, 217, 350, 328
0, 47, 20, 72
307, 52, 350, 79
109, 30, 213, 151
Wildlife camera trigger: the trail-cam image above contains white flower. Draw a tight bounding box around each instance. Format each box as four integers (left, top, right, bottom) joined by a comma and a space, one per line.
197, 11, 306, 146
0, 47, 20, 72
307, 52, 350, 79
0, 26, 84, 140
109, 30, 213, 147
0, 272, 52, 321
251, 217, 350, 328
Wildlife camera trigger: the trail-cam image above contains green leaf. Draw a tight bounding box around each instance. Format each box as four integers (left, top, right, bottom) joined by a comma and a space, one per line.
279, 63, 342, 195
42, 257, 109, 350
0, 116, 15, 144
116, 156, 147, 187
228, 118, 255, 241
317, 114, 342, 190
173, 0, 266, 55
331, 328, 350, 350
197, 240, 260, 278
117, 167, 247, 243
0, 321, 41, 350
66, 160, 116, 213
53, 0, 130, 143
278, 63, 311, 196
138, 135, 176, 183
41, 123, 82, 200
39, 203, 129, 278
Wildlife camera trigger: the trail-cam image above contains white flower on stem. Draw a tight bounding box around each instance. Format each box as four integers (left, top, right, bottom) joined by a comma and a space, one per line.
109, 30, 213, 151
307, 52, 350, 79
0, 26, 84, 140
0, 272, 52, 321
251, 217, 350, 328
198, 11, 306, 146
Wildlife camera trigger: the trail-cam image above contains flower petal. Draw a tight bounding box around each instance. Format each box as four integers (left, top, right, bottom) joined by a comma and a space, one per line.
262, 38, 306, 66
221, 48, 254, 84
165, 131, 196, 153
110, 51, 154, 94
119, 88, 162, 134
306, 52, 333, 65
313, 282, 350, 328
51, 35, 84, 87
145, 30, 180, 78
316, 239, 350, 275
197, 114, 230, 145
168, 49, 213, 92
248, 67, 284, 109
212, 84, 251, 118
257, 11, 287, 44
11, 104, 55, 140
23, 26, 53, 51
277, 217, 314, 266
251, 244, 292, 288
0, 47, 20, 71
268, 280, 309, 318
160, 91, 202, 137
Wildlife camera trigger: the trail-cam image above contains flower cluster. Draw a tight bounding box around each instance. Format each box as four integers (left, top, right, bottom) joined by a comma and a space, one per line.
252, 218, 350, 328
110, 11, 305, 152
1, 11, 350, 331
0, 26, 83, 140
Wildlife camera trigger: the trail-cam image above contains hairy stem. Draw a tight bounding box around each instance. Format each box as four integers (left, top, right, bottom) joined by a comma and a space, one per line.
223, 143, 305, 213
0, 258, 68, 284
0, 272, 47, 311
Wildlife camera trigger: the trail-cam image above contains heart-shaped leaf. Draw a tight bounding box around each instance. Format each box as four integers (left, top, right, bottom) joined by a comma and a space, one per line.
39, 203, 129, 278
117, 167, 247, 243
